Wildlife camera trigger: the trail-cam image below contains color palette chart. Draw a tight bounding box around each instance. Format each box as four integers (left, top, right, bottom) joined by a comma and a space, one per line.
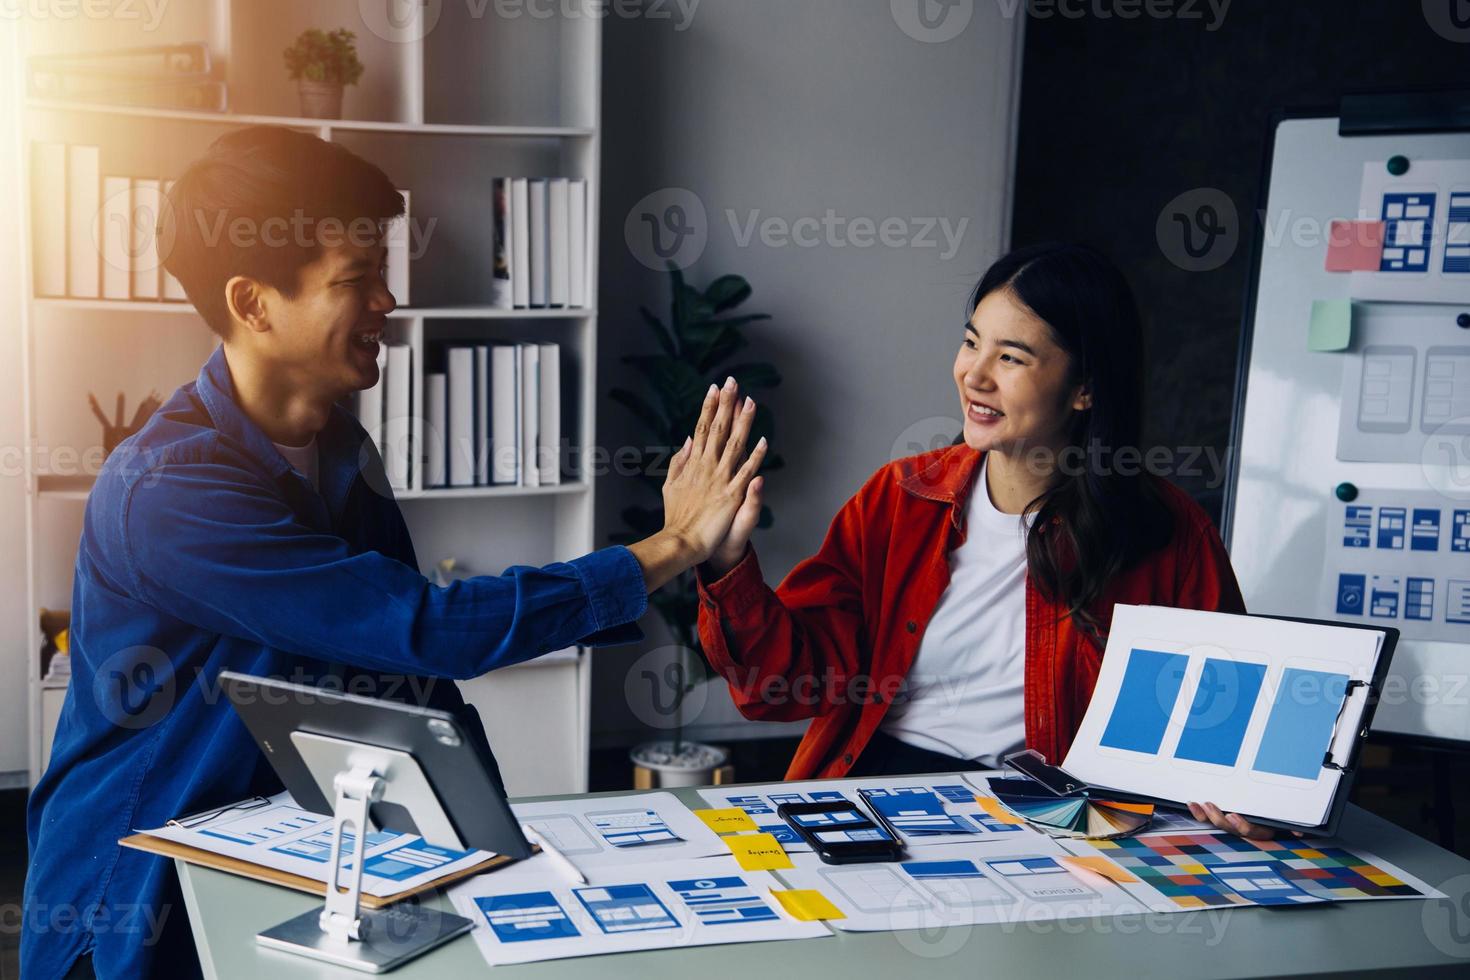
1077, 833, 1431, 910
986, 777, 1154, 839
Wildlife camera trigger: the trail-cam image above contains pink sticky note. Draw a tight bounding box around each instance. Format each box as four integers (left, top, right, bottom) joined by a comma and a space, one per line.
1325, 220, 1386, 272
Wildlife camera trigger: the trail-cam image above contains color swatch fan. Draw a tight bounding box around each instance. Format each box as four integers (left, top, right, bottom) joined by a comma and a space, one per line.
988, 778, 1153, 839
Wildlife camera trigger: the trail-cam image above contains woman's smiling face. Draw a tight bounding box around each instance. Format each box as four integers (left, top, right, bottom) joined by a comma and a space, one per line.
953, 287, 1092, 455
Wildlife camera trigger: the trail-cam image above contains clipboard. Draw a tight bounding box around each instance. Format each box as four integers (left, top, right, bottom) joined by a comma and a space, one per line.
119, 832, 521, 909
1004, 613, 1398, 839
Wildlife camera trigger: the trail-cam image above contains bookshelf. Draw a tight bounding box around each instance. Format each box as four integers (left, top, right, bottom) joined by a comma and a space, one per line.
12, 2, 605, 796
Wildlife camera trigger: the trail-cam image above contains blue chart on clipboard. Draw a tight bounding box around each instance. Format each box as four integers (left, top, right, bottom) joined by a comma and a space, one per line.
1097, 648, 1352, 783
477, 892, 581, 943
361, 840, 475, 882
574, 884, 679, 934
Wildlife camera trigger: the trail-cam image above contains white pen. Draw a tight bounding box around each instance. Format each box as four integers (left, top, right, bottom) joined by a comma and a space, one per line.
520, 822, 587, 885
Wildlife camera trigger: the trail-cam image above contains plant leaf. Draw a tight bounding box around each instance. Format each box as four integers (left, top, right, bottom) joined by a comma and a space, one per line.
704, 275, 752, 312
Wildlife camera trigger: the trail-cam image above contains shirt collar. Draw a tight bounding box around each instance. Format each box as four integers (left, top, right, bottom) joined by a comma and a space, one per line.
195, 344, 365, 522
896, 444, 985, 531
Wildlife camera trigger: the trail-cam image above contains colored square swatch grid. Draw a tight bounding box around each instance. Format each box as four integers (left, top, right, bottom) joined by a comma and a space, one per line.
1090, 833, 1424, 909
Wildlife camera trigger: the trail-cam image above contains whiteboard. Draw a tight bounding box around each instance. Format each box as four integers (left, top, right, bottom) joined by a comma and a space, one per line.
1224, 113, 1470, 746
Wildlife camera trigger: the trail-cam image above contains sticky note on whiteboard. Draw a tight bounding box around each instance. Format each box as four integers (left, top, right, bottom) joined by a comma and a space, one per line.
1309, 299, 1353, 352
1325, 220, 1386, 272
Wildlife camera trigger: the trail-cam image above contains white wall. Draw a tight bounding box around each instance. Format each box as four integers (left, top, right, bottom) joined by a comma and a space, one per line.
593, 0, 1024, 748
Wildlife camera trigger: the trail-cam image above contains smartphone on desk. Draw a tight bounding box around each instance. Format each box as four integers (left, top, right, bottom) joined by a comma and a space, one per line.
776, 800, 905, 865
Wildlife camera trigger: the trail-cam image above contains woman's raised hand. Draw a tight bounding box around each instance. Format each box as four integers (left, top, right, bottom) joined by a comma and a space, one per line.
663, 376, 767, 557
627, 377, 767, 593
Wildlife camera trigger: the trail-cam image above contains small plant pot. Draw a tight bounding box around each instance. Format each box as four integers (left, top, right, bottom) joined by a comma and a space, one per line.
298, 80, 344, 119
630, 740, 730, 789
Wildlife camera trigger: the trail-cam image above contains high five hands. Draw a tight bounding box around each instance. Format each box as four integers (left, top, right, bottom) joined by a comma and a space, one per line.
626, 377, 768, 593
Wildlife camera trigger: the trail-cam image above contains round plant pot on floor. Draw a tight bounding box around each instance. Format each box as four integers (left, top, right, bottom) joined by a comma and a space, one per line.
630, 740, 730, 789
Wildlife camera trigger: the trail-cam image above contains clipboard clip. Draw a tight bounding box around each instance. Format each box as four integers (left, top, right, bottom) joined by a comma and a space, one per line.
1322, 679, 1371, 773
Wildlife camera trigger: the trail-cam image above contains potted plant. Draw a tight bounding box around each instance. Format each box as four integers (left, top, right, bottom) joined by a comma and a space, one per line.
283, 28, 364, 120
611, 265, 784, 787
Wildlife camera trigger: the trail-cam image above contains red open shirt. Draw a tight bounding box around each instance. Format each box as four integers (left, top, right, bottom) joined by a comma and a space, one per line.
696, 444, 1246, 780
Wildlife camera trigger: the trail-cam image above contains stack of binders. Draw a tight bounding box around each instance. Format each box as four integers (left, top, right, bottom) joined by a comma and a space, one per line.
421, 343, 561, 490
488, 178, 589, 310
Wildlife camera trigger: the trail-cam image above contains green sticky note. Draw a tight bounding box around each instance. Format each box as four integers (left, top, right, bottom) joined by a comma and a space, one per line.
1308, 299, 1352, 352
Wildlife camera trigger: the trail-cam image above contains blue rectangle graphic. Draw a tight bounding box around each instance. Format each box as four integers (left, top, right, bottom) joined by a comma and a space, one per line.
1343, 506, 1372, 548
477, 892, 581, 943
1376, 507, 1406, 549
1173, 659, 1268, 767
1336, 574, 1366, 616
1411, 509, 1441, 551
1251, 668, 1351, 780
1099, 648, 1188, 755
1405, 578, 1435, 621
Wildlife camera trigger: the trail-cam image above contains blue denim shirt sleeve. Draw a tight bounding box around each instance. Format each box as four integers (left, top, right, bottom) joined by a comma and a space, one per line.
117, 464, 647, 678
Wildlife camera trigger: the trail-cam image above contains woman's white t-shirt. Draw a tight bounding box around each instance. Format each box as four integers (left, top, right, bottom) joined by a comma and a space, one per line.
879, 456, 1034, 766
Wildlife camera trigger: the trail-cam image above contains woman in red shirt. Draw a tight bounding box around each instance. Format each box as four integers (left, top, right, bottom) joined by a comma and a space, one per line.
697, 242, 1267, 837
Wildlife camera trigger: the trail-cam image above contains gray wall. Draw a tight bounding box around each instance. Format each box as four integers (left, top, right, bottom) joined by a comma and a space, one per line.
592, 0, 1023, 746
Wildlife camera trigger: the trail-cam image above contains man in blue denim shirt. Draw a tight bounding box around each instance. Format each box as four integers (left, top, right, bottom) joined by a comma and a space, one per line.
23, 127, 768, 979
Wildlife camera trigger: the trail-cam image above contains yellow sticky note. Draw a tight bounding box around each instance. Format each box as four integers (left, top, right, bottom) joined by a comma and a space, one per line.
693, 807, 758, 834
725, 833, 793, 871
771, 889, 845, 921
974, 796, 1025, 825
1060, 855, 1139, 884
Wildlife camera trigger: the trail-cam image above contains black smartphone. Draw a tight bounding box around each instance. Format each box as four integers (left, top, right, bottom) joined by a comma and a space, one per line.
776, 800, 904, 865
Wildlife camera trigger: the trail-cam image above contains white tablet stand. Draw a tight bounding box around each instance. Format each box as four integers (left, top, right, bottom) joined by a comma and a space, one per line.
255, 733, 475, 973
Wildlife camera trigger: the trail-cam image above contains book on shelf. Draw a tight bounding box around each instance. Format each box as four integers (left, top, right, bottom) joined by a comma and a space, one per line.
491, 346, 519, 485
356, 347, 389, 458
383, 344, 414, 492
160, 180, 187, 301
490, 178, 513, 309
29, 43, 226, 112
429, 342, 561, 489
548, 178, 570, 308
130, 178, 162, 300
66, 145, 100, 299
387, 189, 411, 306
474, 346, 490, 486
447, 347, 475, 488
569, 181, 587, 309
100, 176, 131, 300
537, 343, 562, 486
29, 42, 212, 81
492, 177, 587, 310
31, 142, 66, 298
510, 178, 531, 309
520, 345, 541, 488
528, 180, 548, 309
424, 372, 447, 489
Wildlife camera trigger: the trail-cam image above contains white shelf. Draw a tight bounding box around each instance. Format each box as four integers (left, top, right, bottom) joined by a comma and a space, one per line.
34, 298, 595, 319
38, 476, 591, 503
26, 98, 594, 139
395, 483, 588, 501
17, 4, 606, 795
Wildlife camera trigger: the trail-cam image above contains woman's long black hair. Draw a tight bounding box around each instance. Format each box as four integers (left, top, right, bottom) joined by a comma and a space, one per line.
968, 242, 1173, 639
